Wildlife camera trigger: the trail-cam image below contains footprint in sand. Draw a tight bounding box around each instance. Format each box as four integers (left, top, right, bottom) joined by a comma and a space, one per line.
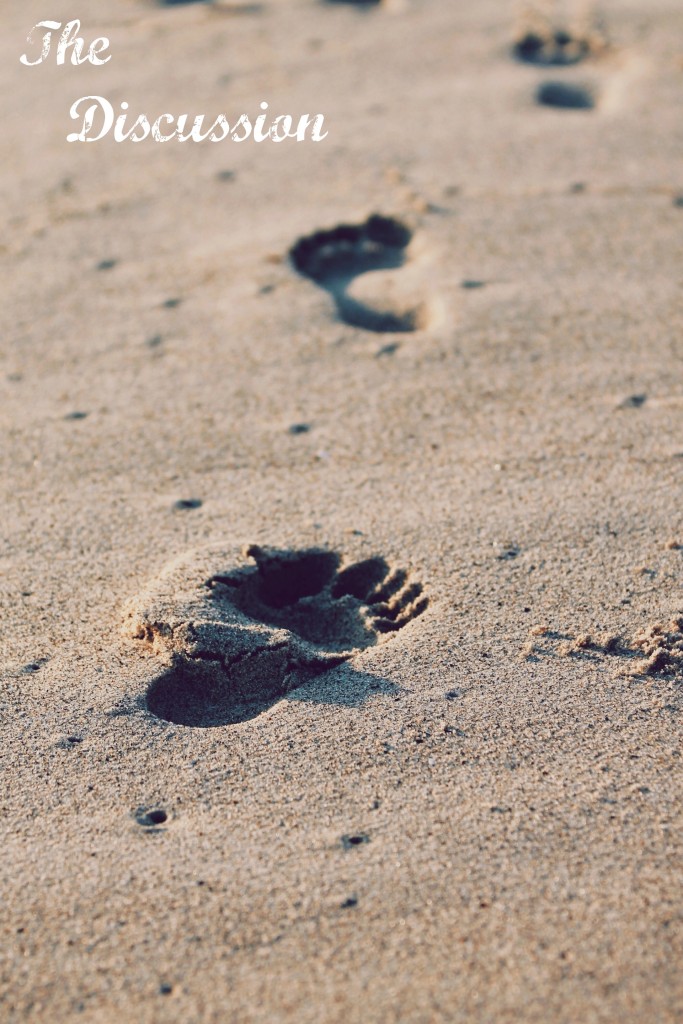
290, 215, 431, 334
125, 543, 428, 727
523, 618, 683, 680
513, 5, 608, 66
513, 6, 611, 111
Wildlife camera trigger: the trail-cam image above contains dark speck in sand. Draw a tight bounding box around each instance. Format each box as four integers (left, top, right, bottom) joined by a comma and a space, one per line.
341, 833, 370, 849
619, 394, 647, 409
56, 736, 84, 749
136, 809, 168, 827
173, 499, 203, 511
376, 343, 400, 357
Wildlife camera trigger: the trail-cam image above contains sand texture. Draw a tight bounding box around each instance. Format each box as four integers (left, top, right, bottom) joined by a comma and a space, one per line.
1, 0, 683, 1021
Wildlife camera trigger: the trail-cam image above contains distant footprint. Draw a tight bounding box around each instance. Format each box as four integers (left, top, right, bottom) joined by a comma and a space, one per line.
290, 215, 430, 333
513, 8, 608, 66
125, 544, 428, 726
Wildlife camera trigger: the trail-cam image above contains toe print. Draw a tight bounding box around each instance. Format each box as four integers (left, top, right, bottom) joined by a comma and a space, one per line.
210, 547, 427, 650
290, 215, 428, 333
125, 543, 427, 727
513, 7, 608, 66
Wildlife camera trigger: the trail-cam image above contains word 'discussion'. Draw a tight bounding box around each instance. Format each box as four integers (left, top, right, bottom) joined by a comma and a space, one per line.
66, 99, 328, 143
20, 20, 329, 144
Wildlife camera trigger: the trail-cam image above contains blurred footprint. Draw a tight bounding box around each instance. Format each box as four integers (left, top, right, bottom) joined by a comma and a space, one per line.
513, 2, 609, 65
290, 215, 431, 334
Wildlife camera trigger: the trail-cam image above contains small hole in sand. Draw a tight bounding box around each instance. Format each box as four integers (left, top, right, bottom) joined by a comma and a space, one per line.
174, 499, 203, 511
341, 833, 370, 849
136, 809, 168, 827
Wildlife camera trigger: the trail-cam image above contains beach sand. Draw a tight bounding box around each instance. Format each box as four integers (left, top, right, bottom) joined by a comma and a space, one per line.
1, 1, 682, 1020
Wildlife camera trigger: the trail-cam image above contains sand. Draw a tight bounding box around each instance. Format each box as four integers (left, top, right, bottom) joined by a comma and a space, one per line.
1, 0, 683, 1021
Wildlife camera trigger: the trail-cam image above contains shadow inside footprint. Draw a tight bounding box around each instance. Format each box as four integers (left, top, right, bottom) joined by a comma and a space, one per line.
537, 81, 595, 110
290, 215, 423, 333
146, 662, 397, 728
138, 544, 428, 727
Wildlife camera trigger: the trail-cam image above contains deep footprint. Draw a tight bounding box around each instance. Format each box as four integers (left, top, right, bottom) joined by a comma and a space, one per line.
290, 215, 425, 333
513, 12, 607, 66
127, 544, 428, 727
